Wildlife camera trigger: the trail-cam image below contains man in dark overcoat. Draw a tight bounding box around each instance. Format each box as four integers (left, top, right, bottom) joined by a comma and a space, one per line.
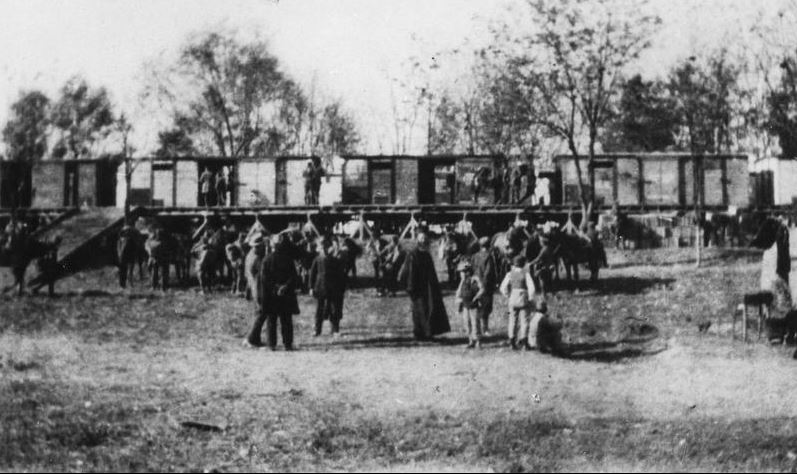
248, 233, 300, 350
397, 231, 450, 340
309, 236, 346, 336
471, 236, 497, 335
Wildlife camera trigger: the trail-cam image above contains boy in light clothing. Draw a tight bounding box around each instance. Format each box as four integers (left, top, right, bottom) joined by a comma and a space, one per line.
499, 255, 537, 350
455, 260, 485, 349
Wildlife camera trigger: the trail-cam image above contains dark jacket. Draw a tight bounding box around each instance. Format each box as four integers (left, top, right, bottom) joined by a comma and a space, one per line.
471, 248, 497, 290
258, 243, 300, 315
309, 253, 345, 298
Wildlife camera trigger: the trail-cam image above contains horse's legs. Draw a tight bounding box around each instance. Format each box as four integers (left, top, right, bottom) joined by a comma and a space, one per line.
118, 264, 127, 288
14, 266, 25, 296
150, 263, 158, 290
161, 263, 169, 291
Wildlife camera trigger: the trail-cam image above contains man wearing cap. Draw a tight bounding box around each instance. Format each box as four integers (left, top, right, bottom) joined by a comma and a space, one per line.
456, 260, 485, 349
471, 236, 497, 335
398, 231, 451, 340
309, 236, 346, 336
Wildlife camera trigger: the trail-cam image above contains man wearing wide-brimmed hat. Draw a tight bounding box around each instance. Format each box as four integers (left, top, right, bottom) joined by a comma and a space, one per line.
455, 260, 485, 349
397, 231, 451, 341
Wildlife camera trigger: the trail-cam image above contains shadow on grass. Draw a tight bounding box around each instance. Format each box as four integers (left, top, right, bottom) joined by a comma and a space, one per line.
300, 333, 508, 350
560, 323, 664, 362
552, 276, 676, 295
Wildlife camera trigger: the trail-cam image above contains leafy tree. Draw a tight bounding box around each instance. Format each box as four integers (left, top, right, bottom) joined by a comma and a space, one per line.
428, 92, 464, 154
2, 90, 51, 162
143, 30, 359, 157
766, 57, 797, 158
50, 77, 116, 160
667, 52, 743, 155
603, 75, 678, 152
155, 120, 198, 158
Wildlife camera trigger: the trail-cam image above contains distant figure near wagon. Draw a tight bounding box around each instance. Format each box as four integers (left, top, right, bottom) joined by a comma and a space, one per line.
199, 167, 215, 207
303, 160, 315, 205
312, 158, 326, 205
215, 169, 228, 207
397, 231, 450, 341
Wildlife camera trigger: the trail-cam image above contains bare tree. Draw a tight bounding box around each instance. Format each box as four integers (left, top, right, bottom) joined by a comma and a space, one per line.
486, 0, 660, 223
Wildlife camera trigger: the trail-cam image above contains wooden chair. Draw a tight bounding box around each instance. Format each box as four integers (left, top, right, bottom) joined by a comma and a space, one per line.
733, 292, 774, 342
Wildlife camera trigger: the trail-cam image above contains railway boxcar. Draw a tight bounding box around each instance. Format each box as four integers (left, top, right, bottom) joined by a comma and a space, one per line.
29, 159, 117, 208
0, 161, 32, 208
340, 155, 501, 205
555, 153, 749, 208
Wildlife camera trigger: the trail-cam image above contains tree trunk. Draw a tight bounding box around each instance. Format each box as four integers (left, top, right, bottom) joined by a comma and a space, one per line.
124, 159, 132, 219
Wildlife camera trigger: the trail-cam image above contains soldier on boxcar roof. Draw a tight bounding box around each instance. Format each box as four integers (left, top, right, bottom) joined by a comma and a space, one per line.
199, 167, 214, 207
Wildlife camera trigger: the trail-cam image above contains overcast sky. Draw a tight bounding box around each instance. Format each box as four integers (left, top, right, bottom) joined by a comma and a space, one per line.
0, 0, 774, 155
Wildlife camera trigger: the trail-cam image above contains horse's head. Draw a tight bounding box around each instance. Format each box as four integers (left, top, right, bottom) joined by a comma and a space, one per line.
750, 217, 783, 250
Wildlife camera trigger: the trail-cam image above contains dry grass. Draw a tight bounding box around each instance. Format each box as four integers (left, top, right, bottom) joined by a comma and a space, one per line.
2, 246, 797, 472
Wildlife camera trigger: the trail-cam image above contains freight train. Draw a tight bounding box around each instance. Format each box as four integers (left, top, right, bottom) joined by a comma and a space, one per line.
0, 153, 780, 211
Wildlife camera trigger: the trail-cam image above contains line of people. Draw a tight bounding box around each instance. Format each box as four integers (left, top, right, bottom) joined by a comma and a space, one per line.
244, 228, 563, 354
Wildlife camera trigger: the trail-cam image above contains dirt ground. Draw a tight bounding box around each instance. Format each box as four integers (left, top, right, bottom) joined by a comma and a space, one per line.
2, 246, 797, 472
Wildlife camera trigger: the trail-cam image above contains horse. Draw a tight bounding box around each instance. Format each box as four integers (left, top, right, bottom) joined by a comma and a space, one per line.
225, 233, 249, 295
168, 232, 192, 284
117, 224, 146, 288
0, 234, 62, 296
145, 228, 174, 291
491, 225, 530, 277
338, 236, 363, 285
552, 230, 605, 282
192, 238, 219, 294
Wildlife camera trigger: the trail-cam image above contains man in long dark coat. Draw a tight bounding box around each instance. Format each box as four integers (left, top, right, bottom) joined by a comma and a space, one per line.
309, 237, 346, 336
398, 232, 450, 340
471, 236, 497, 335
248, 234, 300, 350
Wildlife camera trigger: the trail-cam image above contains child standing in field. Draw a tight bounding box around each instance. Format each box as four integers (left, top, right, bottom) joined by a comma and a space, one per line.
456, 260, 485, 349
500, 255, 537, 350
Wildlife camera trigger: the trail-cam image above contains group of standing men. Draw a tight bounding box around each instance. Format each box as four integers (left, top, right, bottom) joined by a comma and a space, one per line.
472, 162, 535, 205
243, 228, 455, 349
243, 226, 561, 353
199, 167, 231, 207
245, 232, 350, 350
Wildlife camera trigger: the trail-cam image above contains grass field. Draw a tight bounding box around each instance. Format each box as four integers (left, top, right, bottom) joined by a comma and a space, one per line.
2, 246, 797, 472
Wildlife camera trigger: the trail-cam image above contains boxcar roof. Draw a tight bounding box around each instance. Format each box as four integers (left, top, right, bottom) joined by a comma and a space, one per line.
133, 154, 502, 162
553, 153, 748, 161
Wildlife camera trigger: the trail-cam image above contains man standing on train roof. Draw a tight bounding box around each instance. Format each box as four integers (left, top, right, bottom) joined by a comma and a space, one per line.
502, 165, 512, 204
215, 168, 228, 207
471, 236, 497, 336
398, 230, 451, 341
493, 163, 504, 204
199, 167, 214, 207
511, 165, 522, 204
303, 160, 315, 205
312, 157, 325, 205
